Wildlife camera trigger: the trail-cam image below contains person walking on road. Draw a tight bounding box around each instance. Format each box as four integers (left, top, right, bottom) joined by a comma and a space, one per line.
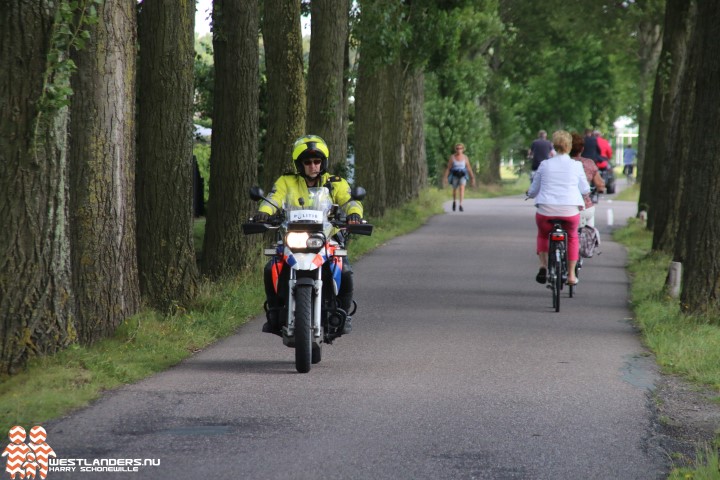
442, 143, 475, 212
527, 130, 590, 286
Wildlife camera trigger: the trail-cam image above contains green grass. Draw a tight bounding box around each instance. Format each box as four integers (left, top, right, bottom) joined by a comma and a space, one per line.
0, 188, 447, 427
614, 182, 640, 202
614, 219, 720, 477
616, 220, 720, 387
668, 444, 720, 480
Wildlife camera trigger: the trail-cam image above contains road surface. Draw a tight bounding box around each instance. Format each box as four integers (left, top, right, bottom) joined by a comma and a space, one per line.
45, 193, 666, 479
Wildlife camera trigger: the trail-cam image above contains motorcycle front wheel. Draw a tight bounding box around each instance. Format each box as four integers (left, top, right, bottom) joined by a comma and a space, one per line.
294, 284, 313, 373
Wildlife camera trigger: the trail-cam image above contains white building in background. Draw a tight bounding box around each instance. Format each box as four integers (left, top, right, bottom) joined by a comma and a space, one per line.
613, 116, 638, 166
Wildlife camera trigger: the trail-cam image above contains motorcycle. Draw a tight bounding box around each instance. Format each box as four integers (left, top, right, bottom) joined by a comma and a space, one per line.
242, 179, 372, 373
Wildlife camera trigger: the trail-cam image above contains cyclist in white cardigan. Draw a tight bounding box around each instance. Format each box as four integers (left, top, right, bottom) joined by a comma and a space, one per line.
526, 130, 590, 286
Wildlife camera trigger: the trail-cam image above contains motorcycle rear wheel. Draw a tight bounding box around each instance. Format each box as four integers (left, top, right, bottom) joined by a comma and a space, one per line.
294, 284, 313, 373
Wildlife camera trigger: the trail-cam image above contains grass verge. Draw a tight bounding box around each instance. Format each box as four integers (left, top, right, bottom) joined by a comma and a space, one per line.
614, 218, 720, 477
0, 188, 446, 427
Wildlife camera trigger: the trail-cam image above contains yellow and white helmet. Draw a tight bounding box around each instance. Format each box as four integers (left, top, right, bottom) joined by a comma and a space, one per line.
292, 135, 329, 177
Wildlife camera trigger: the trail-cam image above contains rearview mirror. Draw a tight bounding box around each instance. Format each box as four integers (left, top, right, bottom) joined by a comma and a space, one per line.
350, 186, 366, 201
249, 186, 265, 202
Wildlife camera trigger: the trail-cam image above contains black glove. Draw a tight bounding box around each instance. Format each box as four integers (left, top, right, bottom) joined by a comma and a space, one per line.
347, 213, 362, 224
253, 211, 270, 223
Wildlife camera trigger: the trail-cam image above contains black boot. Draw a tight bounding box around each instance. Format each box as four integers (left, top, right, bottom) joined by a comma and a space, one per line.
262, 303, 282, 336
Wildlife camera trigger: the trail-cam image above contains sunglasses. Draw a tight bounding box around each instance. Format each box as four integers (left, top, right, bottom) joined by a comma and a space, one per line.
303, 159, 323, 166
455, 146, 464, 150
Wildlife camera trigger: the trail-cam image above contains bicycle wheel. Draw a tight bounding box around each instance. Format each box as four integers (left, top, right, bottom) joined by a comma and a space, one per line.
548, 262, 557, 310
562, 243, 573, 298
552, 247, 562, 312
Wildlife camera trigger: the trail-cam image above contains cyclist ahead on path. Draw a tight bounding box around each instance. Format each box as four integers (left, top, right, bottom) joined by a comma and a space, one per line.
570, 132, 605, 228
526, 130, 590, 286
623, 144, 637, 179
528, 130, 554, 178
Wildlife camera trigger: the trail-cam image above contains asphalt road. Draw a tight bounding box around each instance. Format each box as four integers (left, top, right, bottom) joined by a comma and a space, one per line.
45, 191, 667, 479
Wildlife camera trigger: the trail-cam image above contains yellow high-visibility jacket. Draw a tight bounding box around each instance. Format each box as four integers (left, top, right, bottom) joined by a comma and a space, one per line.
258, 173, 363, 218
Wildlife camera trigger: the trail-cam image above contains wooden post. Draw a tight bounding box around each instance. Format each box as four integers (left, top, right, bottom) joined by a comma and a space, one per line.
667, 262, 682, 298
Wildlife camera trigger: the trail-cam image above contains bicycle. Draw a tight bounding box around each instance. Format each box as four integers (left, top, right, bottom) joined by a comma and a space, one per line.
547, 221, 573, 312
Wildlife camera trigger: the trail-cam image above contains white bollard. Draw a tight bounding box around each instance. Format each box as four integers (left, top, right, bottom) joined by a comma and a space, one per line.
607, 208, 614, 226
667, 262, 682, 298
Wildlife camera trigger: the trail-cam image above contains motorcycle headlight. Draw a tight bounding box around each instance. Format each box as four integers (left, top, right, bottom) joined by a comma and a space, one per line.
286, 232, 309, 249
306, 235, 324, 249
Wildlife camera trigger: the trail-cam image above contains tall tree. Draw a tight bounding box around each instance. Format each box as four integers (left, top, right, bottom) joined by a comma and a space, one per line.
307, 0, 350, 171
381, 60, 405, 208
354, 53, 387, 218
629, 1, 665, 184
419, 2, 498, 184
0, 2, 77, 374
402, 68, 428, 199
201, 0, 260, 277
353, 0, 410, 216
137, 1, 199, 308
638, 0, 696, 253
677, 1, 720, 314
69, 0, 140, 344
261, 0, 305, 189
483, 43, 504, 184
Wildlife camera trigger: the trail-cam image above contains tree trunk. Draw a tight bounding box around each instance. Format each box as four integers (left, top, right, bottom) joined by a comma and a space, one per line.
634, 21, 664, 185
137, 0, 199, 308
382, 60, 406, 209
402, 68, 427, 199
354, 54, 386, 218
307, 0, 350, 172
0, 3, 76, 374
483, 88, 502, 185
640, 0, 696, 253
678, 1, 720, 314
69, 0, 140, 344
261, 0, 305, 190
201, 0, 260, 277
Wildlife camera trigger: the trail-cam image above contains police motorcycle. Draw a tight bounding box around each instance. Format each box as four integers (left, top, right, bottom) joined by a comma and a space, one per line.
242, 179, 372, 373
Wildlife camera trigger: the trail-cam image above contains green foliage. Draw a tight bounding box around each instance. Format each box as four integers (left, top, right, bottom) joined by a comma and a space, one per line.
194, 34, 214, 119
420, 3, 502, 183
193, 143, 211, 203
352, 0, 413, 71
36, 0, 102, 117
494, 0, 659, 159
425, 82, 490, 182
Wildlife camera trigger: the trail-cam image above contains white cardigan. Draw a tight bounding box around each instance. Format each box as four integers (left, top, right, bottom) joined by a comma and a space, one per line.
527, 154, 590, 207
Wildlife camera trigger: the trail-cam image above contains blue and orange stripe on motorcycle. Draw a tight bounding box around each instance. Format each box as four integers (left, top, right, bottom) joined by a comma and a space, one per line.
330, 256, 343, 294
271, 258, 283, 293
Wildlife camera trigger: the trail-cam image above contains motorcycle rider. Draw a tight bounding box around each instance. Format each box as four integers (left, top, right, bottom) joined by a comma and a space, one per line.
253, 135, 364, 336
